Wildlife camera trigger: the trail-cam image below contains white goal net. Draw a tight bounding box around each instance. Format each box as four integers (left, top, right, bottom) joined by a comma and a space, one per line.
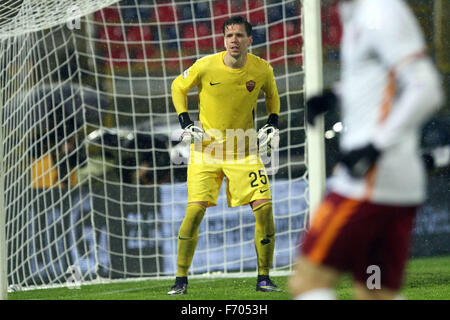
0, 0, 323, 292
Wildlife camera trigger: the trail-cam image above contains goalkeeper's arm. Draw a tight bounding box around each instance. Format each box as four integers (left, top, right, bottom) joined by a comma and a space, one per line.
257, 64, 281, 152
171, 69, 204, 143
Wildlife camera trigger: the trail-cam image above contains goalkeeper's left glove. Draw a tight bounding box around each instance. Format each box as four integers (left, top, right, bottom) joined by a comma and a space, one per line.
339, 143, 381, 178
257, 114, 280, 154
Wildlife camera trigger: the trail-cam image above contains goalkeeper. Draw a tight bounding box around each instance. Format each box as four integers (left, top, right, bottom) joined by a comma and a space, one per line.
168, 16, 281, 295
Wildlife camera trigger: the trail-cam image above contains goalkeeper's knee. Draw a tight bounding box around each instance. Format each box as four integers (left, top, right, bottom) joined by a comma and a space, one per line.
177, 203, 206, 277
178, 203, 206, 239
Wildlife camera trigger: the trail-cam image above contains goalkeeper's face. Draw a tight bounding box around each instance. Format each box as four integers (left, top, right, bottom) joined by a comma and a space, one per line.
224, 23, 253, 60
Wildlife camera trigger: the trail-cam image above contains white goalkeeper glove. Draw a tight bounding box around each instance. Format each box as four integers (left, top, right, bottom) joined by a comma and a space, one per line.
178, 112, 205, 144
257, 114, 280, 154
181, 123, 205, 144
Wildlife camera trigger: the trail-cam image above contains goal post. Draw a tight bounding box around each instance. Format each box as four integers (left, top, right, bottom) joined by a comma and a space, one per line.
0, 91, 6, 300
303, 0, 325, 219
0, 0, 324, 297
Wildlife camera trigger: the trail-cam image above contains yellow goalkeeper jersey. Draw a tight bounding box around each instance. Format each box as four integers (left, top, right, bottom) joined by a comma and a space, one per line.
171, 51, 280, 154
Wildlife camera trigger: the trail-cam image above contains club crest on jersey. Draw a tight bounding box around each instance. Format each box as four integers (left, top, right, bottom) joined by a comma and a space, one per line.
246, 80, 255, 92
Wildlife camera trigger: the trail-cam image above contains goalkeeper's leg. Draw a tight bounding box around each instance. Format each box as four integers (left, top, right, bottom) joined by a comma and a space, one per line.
168, 202, 206, 295
252, 200, 281, 292
177, 202, 207, 276
253, 200, 275, 276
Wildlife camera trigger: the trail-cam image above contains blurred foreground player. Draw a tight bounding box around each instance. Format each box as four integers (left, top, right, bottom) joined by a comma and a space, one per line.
289, 0, 444, 300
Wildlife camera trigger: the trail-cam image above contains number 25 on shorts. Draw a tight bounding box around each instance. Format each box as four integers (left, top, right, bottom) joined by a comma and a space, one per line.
249, 170, 268, 188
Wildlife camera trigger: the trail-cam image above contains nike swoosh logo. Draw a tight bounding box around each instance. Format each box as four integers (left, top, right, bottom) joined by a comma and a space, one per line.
178, 236, 192, 241
260, 234, 275, 245
260, 189, 269, 193
209, 81, 221, 86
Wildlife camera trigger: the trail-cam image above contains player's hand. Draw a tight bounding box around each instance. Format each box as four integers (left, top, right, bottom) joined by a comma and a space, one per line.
181, 123, 205, 144
258, 114, 280, 154
305, 89, 338, 125
340, 143, 381, 178
178, 112, 204, 144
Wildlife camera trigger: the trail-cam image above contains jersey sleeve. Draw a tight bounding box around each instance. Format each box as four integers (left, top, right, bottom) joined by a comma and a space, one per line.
171, 60, 202, 115
262, 65, 280, 115
370, 0, 425, 69
369, 0, 443, 150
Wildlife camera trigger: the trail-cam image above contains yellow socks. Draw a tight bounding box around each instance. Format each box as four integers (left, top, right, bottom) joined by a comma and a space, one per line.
176, 203, 206, 277
176, 202, 275, 277
253, 202, 275, 276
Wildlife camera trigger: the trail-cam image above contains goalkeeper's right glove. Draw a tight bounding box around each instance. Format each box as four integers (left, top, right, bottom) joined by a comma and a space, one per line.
178, 112, 204, 144
305, 89, 338, 125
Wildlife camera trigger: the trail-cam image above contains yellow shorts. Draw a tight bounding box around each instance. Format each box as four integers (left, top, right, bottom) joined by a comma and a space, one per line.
187, 149, 272, 207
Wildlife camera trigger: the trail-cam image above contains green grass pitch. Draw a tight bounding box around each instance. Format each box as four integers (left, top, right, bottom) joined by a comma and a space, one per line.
7, 255, 449, 300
